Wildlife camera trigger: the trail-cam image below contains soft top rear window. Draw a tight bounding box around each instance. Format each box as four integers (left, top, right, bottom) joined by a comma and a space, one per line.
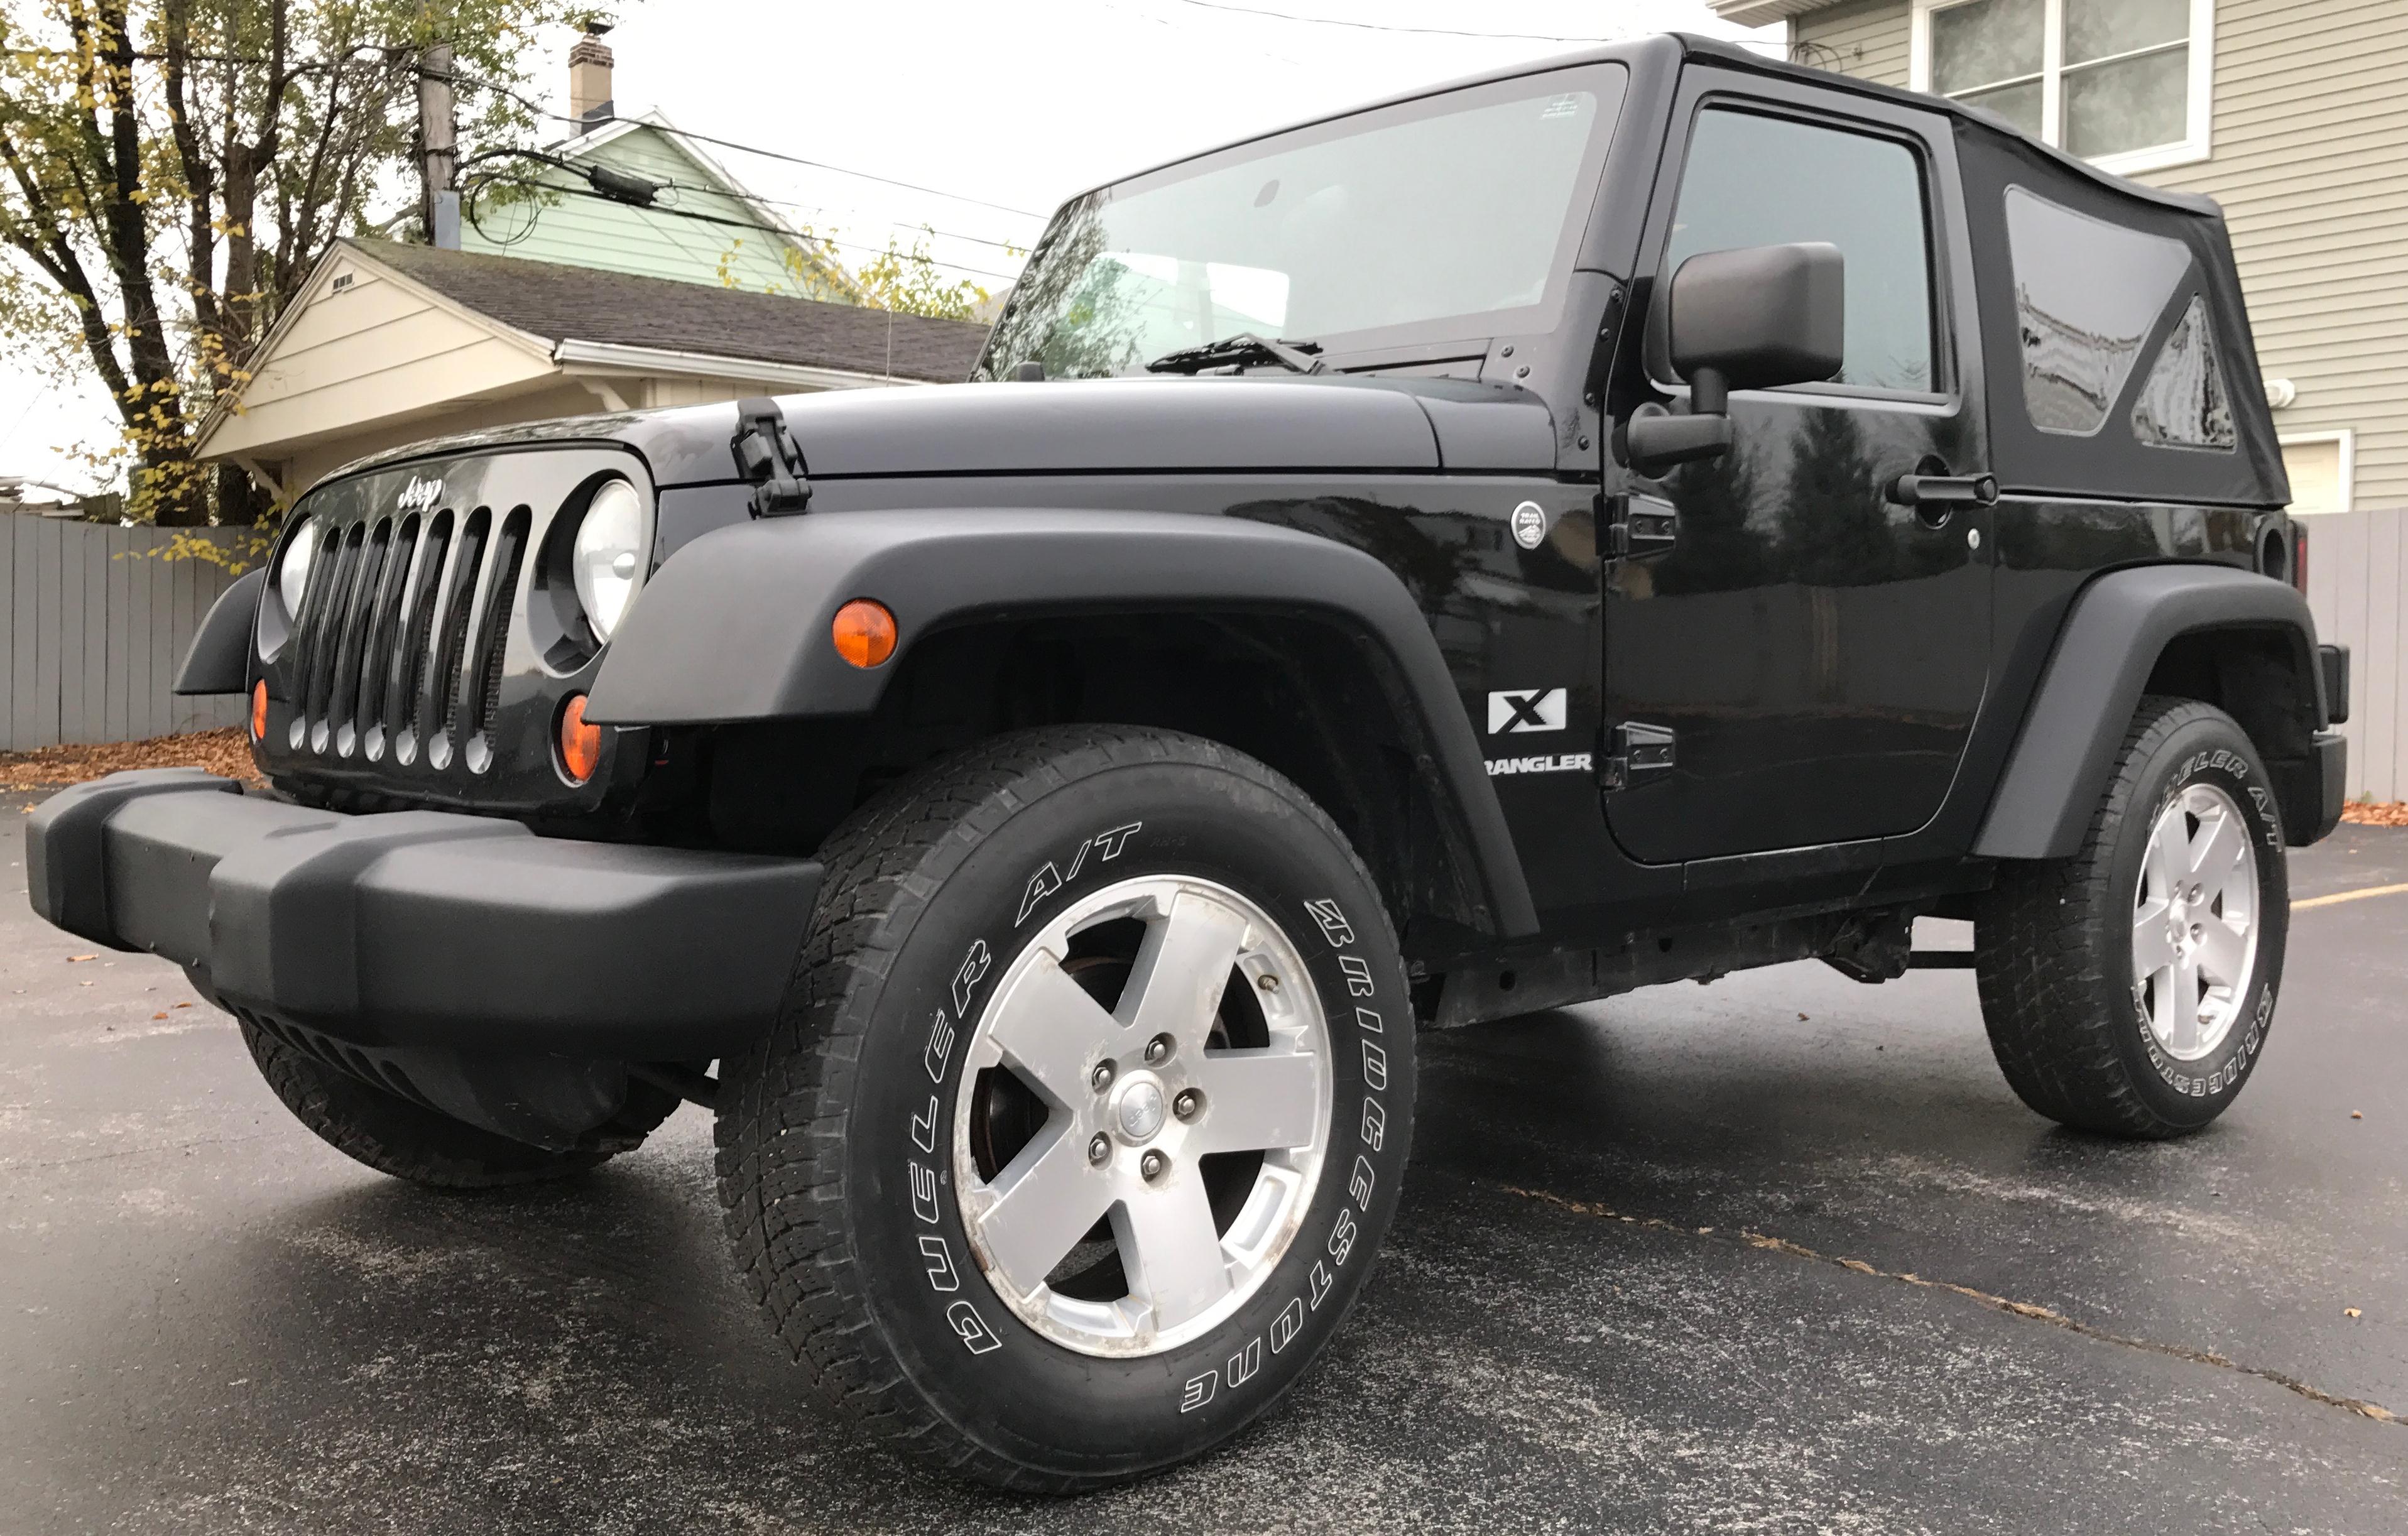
2004, 186, 2193, 436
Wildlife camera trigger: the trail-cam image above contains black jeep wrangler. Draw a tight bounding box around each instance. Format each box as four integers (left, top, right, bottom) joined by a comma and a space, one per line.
28, 35, 2347, 1490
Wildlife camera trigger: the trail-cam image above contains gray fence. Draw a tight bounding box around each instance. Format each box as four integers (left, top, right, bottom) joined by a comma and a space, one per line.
1, 516, 248, 753
4, 504, 2406, 800
2304, 506, 2408, 805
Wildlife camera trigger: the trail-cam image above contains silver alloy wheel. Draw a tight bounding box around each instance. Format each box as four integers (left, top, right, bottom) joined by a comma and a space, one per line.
951, 875, 1332, 1357
2131, 783, 2261, 1061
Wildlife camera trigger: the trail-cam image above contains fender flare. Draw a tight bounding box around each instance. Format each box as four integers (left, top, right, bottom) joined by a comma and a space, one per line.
586, 508, 1539, 937
173, 567, 266, 696
1974, 564, 2325, 860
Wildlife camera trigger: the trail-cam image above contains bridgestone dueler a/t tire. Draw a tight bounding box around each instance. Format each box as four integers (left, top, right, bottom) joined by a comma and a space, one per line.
1975, 696, 2289, 1138
239, 1020, 678, 1188
714, 726, 1414, 1491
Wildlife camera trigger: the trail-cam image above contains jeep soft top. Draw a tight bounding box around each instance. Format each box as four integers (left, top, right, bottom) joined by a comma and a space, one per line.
29, 33, 2345, 1490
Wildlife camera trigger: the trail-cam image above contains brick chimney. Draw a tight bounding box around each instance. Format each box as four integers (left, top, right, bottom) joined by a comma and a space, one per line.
568, 22, 615, 126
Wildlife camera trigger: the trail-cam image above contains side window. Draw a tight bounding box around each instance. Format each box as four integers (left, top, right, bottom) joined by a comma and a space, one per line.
1661, 107, 1937, 394
2002, 186, 2192, 435
2130, 295, 2235, 450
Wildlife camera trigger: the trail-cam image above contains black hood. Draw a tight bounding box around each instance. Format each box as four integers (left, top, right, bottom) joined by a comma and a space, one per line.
314, 375, 1560, 495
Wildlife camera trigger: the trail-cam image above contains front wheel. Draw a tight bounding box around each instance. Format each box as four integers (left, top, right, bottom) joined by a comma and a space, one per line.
715, 726, 1412, 1490
1975, 695, 2289, 1138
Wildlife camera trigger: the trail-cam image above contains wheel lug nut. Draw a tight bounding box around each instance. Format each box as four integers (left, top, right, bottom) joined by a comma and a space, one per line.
1258, 973, 1280, 993
1140, 1150, 1167, 1181
2191, 923, 2203, 940
1090, 1062, 1114, 1092
1144, 1033, 1174, 1065
1173, 1089, 1201, 1121
1087, 1133, 1111, 1165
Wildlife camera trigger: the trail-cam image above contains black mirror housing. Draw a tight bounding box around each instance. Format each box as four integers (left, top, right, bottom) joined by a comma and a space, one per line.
1668, 241, 1846, 410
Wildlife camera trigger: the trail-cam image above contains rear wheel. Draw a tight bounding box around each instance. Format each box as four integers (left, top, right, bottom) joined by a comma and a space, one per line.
1975, 696, 2287, 1138
716, 726, 1412, 1490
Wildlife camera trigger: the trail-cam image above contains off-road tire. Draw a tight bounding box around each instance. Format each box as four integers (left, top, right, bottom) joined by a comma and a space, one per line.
239, 1018, 678, 1188
1975, 695, 2288, 1138
715, 725, 1413, 1491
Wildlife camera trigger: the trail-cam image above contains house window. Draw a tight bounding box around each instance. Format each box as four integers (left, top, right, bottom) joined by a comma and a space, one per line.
1912, 0, 2213, 175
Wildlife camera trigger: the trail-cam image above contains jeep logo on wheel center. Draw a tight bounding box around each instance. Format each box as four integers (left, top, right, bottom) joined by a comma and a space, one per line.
25, 29, 2345, 1495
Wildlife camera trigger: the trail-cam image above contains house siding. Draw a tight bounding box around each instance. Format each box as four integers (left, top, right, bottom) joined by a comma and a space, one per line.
1795, 0, 2408, 513
1792, 0, 1912, 88
2152, 0, 2408, 512
460, 126, 837, 296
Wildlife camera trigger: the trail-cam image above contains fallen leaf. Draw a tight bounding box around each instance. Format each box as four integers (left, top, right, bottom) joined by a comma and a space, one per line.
2346, 1308, 2363, 1319
67, 955, 95, 963
2352, 1111, 2364, 1119
1797, 1012, 1809, 1021
151, 1012, 167, 1021
173, 1001, 190, 1009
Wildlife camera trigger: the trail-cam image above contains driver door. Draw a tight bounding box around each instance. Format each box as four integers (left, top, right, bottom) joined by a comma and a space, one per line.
1602, 76, 1993, 865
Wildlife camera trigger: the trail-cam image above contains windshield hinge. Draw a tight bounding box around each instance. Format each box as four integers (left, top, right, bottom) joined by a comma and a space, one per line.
1600, 492, 1677, 560
732, 396, 811, 516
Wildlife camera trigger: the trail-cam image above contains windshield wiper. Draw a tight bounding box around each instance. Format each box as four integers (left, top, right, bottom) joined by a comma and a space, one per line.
1145, 333, 1328, 376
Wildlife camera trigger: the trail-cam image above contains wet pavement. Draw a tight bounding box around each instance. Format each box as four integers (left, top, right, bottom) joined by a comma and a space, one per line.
4, 790, 2403, 1533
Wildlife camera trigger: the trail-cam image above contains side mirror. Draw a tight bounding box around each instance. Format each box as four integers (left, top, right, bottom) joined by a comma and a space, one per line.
1623, 241, 1847, 476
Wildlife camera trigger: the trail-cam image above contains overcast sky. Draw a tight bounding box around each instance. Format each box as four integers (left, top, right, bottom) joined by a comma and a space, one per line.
0, 0, 1775, 496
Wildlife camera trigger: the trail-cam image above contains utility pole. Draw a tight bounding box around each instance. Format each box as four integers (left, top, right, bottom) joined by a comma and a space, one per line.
418, 40, 459, 248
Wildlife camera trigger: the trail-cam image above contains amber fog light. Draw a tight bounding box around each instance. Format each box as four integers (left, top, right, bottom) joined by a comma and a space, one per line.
832, 599, 897, 668
250, 680, 268, 742
558, 693, 603, 783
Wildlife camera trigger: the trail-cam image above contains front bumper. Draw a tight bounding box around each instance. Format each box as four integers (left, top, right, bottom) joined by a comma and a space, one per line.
26, 770, 820, 1058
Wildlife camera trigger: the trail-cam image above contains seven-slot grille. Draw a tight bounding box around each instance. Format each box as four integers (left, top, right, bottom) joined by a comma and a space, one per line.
283, 501, 534, 773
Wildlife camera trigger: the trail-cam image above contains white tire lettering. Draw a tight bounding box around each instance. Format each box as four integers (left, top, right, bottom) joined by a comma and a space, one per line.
946, 1299, 1002, 1354
1180, 1370, 1218, 1413
1304, 898, 1355, 947
1270, 1297, 1304, 1354
910, 1161, 940, 1225
919, 1234, 960, 1293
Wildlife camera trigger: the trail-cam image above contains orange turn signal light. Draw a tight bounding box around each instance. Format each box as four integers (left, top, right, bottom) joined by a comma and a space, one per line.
250, 680, 268, 742
558, 693, 603, 784
832, 599, 898, 668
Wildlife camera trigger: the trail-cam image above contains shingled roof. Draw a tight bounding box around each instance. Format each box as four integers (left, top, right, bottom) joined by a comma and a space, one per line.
349, 237, 992, 384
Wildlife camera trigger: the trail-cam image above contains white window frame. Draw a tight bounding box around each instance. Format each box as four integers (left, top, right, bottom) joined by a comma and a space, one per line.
1909, 0, 2215, 177
2277, 430, 2356, 516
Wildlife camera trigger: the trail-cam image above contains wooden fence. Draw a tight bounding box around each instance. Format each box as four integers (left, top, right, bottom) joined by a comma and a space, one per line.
1, 516, 248, 753
3, 505, 2404, 802
2304, 506, 2408, 805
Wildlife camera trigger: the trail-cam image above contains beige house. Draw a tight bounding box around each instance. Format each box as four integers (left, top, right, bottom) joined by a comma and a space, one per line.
195, 237, 990, 501
1713, 0, 2404, 516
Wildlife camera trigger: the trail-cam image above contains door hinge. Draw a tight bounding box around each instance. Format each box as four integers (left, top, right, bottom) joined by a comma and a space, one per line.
732, 396, 812, 516
1600, 721, 1676, 792
1601, 492, 1677, 559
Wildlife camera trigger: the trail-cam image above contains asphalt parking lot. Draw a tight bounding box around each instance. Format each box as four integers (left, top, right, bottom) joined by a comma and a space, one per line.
4, 790, 2403, 1535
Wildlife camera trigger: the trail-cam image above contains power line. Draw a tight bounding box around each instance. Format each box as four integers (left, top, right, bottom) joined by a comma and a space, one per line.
1156, 0, 1615, 43
640, 175, 1028, 253
514, 179, 1025, 284
446, 70, 1049, 221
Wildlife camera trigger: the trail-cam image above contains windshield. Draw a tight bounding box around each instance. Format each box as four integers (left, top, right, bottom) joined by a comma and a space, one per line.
978, 63, 1627, 380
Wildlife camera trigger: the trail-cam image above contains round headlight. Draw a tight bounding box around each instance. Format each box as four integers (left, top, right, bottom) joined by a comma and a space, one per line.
572, 479, 647, 641
278, 518, 319, 615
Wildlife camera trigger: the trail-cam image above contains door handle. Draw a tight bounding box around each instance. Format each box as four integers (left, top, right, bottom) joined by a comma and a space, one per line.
1886, 472, 1998, 511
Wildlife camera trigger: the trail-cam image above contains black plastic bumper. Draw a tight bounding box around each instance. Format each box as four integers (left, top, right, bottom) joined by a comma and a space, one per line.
2310, 728, 2348, 844
26, 770, 821, 1057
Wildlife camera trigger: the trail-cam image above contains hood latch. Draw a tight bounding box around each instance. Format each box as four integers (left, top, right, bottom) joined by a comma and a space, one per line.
732, 396, 812, 516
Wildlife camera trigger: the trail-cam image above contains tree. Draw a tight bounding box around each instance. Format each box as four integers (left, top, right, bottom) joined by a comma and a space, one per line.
733, 224, 999, 323
0, 0, 573, 526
